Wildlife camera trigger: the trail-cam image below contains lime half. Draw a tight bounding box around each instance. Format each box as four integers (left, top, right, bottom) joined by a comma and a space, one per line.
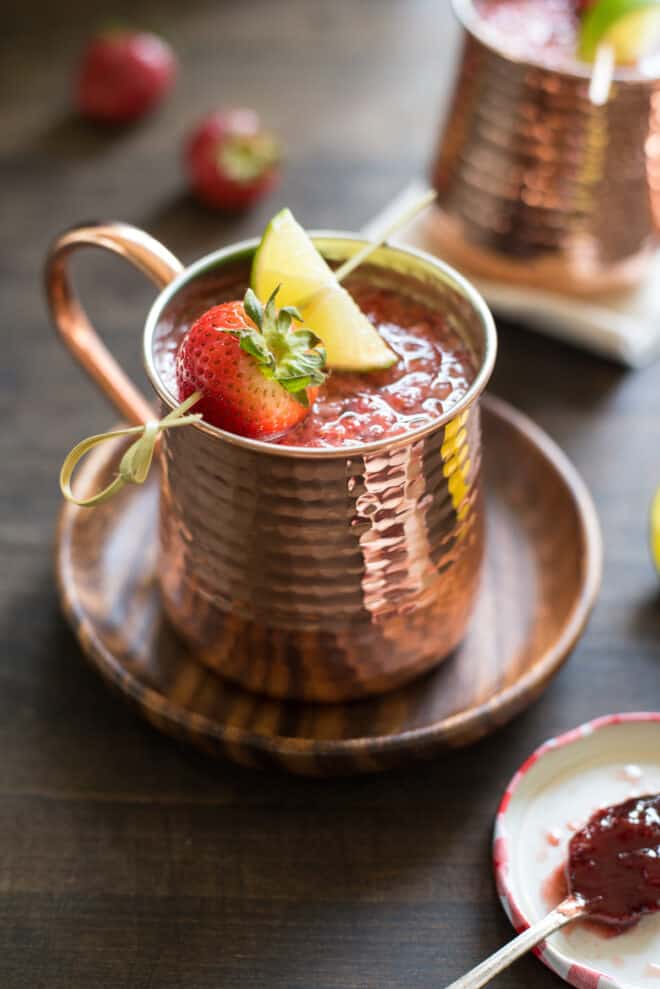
579, 0, 660, 63
251, 208, 397, 372
651, 486, 660, 573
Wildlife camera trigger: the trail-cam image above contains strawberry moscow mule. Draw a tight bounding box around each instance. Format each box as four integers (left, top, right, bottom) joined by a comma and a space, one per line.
430, 0, 660, 297
56, 200, 494, 702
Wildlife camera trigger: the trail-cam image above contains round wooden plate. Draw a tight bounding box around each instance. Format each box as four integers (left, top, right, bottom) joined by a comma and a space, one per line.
55, 395, 602, 776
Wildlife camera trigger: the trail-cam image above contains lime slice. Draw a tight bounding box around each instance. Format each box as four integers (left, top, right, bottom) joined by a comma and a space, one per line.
651, 486, 660, 573
251, 208, 397, 372
579, 0, 660, 63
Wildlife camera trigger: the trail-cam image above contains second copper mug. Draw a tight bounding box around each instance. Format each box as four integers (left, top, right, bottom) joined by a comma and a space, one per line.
430, 0, 660, 295
46, 223, 496, 702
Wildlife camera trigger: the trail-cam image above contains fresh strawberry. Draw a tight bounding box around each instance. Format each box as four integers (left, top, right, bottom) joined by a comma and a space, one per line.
176, 288, 326, 440
575, 0, 597, 13
76, 30, 177, 123
184, 108, 281, 210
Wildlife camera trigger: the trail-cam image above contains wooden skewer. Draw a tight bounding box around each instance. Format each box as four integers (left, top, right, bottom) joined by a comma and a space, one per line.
333, 188, 436, 284
589, 42, 615, 106
294, 187, 437, 309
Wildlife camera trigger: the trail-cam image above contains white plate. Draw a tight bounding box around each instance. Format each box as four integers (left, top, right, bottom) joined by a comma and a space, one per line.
494, 714, 660, 989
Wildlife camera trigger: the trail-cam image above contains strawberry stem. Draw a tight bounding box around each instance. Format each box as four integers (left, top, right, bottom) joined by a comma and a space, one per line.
227, 286, 326, 403
218, 133, 280, 183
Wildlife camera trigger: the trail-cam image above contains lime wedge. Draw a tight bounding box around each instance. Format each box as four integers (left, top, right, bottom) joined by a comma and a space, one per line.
651, 486, 660, 573
251, 208, 397, 372
579, 0, 660, 63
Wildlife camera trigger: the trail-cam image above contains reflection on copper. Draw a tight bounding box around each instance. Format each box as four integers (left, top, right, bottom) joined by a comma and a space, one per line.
430, 0, 660, 296
154, 251, 494, 703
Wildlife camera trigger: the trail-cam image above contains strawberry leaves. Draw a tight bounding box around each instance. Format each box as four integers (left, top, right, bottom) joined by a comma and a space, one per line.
236, 286, 327, 405
269, 328, 327, 406
243, 287, 265, 328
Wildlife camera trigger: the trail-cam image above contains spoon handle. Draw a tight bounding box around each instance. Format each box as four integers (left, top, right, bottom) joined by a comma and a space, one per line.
444, 896, 586, 989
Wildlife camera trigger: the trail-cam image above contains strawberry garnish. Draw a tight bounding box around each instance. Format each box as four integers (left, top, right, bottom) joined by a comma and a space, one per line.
76, 30, 177, 124
184, 108, 281, 211
176, 288, 326, 440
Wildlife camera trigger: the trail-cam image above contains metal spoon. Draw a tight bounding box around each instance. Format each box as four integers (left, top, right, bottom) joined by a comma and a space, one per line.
445, 895, 587, 989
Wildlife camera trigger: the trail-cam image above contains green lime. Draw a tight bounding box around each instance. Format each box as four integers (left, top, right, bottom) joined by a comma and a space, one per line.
251, 208, 397, 372
651, 485, 660, 573
579, 0, 660, 63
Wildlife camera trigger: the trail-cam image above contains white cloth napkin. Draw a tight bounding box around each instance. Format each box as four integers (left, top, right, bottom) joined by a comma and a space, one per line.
364, 183, 660, 368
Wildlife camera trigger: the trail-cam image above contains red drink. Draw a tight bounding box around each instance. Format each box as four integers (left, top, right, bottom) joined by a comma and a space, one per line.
155, 275, 476, 448
474, 0, 660, 71
475, 0, 581, 68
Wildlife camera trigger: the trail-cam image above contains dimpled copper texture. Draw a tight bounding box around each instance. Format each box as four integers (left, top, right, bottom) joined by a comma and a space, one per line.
148, 238, 496, 703
430, 0, 660, 296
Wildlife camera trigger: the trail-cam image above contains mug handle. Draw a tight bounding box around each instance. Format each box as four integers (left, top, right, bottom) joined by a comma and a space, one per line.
45, 222, 185, 426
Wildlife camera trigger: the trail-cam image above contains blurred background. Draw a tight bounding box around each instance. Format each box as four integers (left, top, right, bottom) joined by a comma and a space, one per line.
3, 2, 660, 987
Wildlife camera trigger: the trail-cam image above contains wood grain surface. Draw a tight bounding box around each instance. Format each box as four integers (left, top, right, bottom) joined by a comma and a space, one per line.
2, 0, 660, 986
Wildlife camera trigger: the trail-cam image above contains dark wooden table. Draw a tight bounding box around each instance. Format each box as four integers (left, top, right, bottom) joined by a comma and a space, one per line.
3, 1, 660, 986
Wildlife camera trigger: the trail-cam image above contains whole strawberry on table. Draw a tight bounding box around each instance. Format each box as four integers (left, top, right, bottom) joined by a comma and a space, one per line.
76, 29, 177, 123
185, 108, 281, 211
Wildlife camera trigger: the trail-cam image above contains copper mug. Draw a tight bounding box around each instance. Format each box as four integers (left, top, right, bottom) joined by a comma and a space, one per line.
46, 222, 496, 702
429, 0, 660, 295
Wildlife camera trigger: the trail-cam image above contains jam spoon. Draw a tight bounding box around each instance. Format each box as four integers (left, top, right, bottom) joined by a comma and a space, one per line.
447, 792, 660, 989
444, 895, 586, 989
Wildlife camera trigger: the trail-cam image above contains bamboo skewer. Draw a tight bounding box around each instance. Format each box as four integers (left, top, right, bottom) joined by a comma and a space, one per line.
589, 42, 615, 106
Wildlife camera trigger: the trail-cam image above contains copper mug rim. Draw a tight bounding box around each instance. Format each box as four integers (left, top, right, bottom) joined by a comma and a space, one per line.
142, 233, 498, 460
452, 0, 660, 83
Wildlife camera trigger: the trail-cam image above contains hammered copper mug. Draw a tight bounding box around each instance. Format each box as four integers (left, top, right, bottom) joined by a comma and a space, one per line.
46, 222, 496, 702
429, 0, 660, 295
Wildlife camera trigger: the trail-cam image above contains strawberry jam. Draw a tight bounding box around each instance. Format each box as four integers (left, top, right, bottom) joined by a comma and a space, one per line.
568, 794, 660, 930
155, 277, 476, 449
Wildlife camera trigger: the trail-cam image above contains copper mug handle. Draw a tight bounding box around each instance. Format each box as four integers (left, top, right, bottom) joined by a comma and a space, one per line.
45, 222, 184, 425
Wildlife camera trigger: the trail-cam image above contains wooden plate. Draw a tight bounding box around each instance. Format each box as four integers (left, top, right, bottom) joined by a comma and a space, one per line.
55, 396, 602, 776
